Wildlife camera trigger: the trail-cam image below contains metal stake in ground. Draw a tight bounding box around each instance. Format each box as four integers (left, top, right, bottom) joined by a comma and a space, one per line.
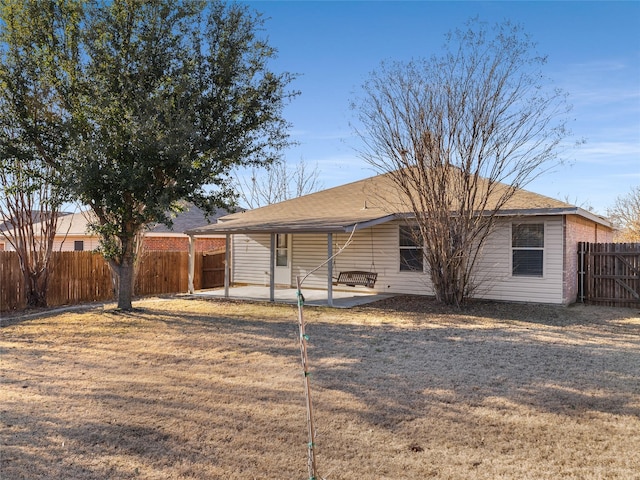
296, 275, 319, 480
293, 226, 357, 479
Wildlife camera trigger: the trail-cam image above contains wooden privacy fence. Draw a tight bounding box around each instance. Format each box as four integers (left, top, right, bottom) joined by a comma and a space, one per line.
0, 251, 24, 313
0, 250, 208, 313
135, 250, 202, 296
578, 242, 640, 308
48, 251, 114, 307
201, 250, 226, 289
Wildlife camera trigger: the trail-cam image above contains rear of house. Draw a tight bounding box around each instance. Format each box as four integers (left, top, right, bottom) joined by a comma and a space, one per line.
187, 171, 613, 306
229, 213, 611, 305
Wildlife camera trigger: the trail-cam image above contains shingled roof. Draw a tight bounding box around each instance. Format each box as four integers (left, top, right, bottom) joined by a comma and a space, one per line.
147, 204, 228, 234
186, 170, 610, 235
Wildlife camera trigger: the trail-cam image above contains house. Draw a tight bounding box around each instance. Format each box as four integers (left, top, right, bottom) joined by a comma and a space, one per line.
0, 212, 98, 251
0, 205, 227, 253
0, 219, 10, 251
50, 211, 100, 252
143, 205, 228, 252
185, 171, 613, 306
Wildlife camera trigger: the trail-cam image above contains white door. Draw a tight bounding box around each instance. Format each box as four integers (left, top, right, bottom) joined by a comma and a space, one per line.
274, 234, 292, 285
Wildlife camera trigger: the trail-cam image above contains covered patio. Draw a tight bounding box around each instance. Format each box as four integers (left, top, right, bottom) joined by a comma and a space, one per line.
184, 177, 399, 307
189, 285, 394, 308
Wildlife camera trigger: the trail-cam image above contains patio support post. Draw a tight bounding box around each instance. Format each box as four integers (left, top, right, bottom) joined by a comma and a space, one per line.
327, 233, 334, 307
269, 233, 275, 302
187, 234, 195, 294
224, 234, 230, 298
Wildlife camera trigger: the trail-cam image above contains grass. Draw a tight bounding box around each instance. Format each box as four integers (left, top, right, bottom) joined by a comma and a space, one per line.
1, 297, 639, 479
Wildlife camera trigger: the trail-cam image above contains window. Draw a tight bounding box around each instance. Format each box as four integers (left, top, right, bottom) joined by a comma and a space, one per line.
275, 234, 288, 267
512, 223, 544, 277
74, 240, 84, 251
399, 225, 423, 272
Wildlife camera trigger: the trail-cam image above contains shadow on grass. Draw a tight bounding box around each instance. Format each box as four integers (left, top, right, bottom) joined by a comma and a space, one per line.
2, 297, 639, 479
119, 301, 640, 422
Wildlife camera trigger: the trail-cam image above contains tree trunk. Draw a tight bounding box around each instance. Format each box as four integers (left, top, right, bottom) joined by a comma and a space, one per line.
429, 259, 466, 308
116, 259, 135, 310
109, 236, 137, 310
23, 269, 49, 308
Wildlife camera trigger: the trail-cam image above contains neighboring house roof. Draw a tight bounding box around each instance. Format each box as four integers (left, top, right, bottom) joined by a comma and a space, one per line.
13, 204, 229, 237
0, 211, 73, 232
186, 170, 612, 235
147, 205, 228, 235
0, 212, 81, 235
55, 211, 96, 235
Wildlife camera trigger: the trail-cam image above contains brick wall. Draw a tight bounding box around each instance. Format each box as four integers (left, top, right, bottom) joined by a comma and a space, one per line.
143, 236, 225, 252
194, 238, 226, 252
563, 215, 614, 304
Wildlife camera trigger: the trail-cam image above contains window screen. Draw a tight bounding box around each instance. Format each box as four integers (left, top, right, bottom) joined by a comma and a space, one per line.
399, 225, 423, 272
512, 224, 544, 277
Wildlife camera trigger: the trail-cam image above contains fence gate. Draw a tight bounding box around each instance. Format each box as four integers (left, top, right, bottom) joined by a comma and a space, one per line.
578, 242, 640, 307
202, 250, 226, 289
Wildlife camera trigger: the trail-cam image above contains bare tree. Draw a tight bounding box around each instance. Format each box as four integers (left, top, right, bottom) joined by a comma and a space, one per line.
0, 158, 64, 307
236, 158, 324, 208
353, 19, 572, 306
607, 185, 640, 242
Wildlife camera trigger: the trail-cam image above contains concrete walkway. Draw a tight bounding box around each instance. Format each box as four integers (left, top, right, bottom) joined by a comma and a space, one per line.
189, 285, 395, 308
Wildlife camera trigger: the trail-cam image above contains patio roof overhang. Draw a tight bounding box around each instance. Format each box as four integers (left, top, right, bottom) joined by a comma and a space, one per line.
185, 206, 611, 237
185, 213, 399, 236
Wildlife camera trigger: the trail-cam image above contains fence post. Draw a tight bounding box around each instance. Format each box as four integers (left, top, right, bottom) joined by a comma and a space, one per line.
188, 234, 195, 294
224, 234, 230, 298
578, 242, 586, 303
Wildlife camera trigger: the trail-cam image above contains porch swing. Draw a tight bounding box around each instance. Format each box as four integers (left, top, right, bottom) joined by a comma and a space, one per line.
333, 227, 378, 288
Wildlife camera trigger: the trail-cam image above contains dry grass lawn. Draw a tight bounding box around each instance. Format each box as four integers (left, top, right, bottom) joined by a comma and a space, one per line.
1, 296, 639, 479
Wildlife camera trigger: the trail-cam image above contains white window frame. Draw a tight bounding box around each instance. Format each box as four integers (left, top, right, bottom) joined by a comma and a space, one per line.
399, 225, 424, 273
275, 233, 288, 267
511, 222, 544, 277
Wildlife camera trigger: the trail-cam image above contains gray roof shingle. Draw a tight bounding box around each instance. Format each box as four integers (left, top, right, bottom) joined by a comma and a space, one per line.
187, 170, 611, 235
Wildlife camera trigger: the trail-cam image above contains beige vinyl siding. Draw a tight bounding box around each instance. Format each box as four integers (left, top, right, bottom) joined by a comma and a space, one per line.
291, 223, 434, 296
0, 236, 100, 252
364, 222, 433, 296
473, 217, 564, 303
291, 233, 329, 288
232, 234, 272, 285
53, 236, 100, 252
229, 216, 565, 303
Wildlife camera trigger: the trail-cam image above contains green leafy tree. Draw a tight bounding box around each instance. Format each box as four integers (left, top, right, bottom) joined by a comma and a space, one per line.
2, 0, 297, 309
353, 19, 572, 306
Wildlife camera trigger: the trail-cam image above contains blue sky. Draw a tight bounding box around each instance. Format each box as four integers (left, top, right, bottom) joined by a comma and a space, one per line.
244, 0, 640, 215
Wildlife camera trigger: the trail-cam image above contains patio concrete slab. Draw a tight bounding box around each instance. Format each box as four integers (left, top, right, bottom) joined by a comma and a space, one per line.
189, 285, 394, 308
